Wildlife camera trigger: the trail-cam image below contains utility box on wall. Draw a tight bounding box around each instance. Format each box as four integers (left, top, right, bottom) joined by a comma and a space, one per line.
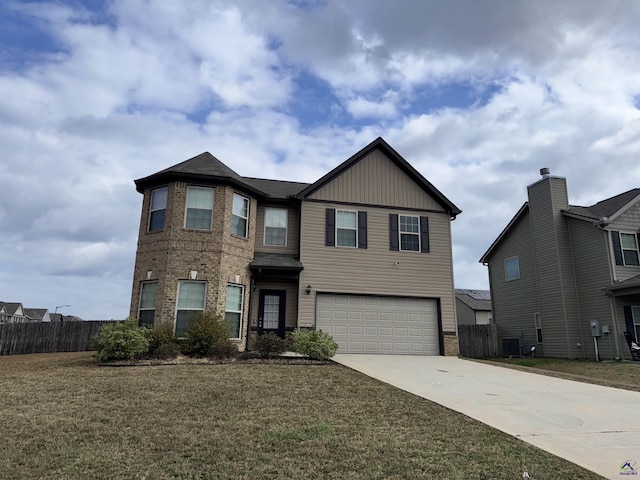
591, 320, 601, 337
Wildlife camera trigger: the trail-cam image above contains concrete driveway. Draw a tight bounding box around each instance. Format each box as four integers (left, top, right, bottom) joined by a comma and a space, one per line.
333, 354, 640, 480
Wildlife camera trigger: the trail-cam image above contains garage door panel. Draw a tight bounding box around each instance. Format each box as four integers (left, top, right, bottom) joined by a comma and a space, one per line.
316, 294, 439, 355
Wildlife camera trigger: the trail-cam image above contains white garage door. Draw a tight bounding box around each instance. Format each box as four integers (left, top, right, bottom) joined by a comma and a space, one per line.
316, 294, 440, 355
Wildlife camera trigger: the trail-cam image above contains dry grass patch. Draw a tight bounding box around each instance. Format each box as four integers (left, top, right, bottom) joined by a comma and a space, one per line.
479, 357, 640, 393
0, 352, 602, 479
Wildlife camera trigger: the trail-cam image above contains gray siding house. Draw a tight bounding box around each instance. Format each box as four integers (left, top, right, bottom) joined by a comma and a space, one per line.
130, 137, 462, 355
480, 169, 640, 360
455, 289, 492, 325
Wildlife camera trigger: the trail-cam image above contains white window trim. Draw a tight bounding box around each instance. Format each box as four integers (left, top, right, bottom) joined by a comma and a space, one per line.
336, 209, 358, 248
263, 207, 288, 247
225, 283, 244, 340
504, 256, 520, 281
620, 232, 640, 266
148, 187, 168, 232
184, 186, 215, 230
138, 281, 157, 327
175, 280, 207, 337
534, 312, 543, 344
399, 214, 420, 252
232, 193, 250, 238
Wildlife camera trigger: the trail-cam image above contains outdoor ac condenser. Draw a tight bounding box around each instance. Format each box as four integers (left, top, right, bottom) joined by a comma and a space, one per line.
502, 338, 522, 357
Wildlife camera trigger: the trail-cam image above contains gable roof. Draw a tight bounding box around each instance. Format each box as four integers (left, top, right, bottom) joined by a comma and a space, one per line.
243, 177, 309, 199
563, 188, 640, 222
455, 289, 492, 311
295, 137, 461, 218
0, 302, 24, 316
479, 202, 529, 263
24, 308, 48, 320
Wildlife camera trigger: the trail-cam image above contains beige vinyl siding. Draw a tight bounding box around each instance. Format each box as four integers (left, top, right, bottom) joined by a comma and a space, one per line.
527, 177, 581, 358
486, 209, 541, 355
254, 204, 299, 255
567, 217, 614, 359
308, 150, 445, 211
249, 282, 299, 331
455, 300, 476, 325
298, 201, 456, 332
610, 200, 640, 282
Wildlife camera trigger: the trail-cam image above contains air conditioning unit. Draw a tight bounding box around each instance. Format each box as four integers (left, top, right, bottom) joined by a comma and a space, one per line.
502, 338, 522, 357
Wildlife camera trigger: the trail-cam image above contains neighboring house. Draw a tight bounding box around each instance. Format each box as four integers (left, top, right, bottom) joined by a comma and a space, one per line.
455, 289, 492, 325
0, 302, 28, 323
129, 137, 461, 355
0, 304, 8, 324
23, 308, 52, 323
480, 168, 640, 360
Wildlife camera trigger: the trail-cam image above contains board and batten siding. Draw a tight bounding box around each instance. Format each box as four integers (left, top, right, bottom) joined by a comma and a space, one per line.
298, 201, 456, 332
253, 204, 300, 255
308, 149, 443, 211
566, 217, 614, 359
486, 209, 541, 355
609, 200, 640, 283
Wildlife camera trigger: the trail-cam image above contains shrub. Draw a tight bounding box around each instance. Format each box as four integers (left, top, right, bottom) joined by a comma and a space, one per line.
254, 332, 288, 358
94, 318, 152, 362
149, 322, 181, 359
207, 340, 239, 360
182, 310, 231, 357
291, 329, 338, 360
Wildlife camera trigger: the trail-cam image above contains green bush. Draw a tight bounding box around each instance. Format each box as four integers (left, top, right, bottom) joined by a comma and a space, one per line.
94, 318, 152, 362
182, 310, 231, 357
207, 339, 239, 360
291, 329, 338, 360
254, 332, 288, 358
149, 322, 181, 359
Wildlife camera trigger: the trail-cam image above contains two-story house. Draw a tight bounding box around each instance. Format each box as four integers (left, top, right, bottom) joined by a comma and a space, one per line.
129, 137, 461, 355
480, 168, 640, 360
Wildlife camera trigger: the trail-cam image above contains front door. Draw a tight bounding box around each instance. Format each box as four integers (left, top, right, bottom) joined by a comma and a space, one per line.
258, 290, 286, 338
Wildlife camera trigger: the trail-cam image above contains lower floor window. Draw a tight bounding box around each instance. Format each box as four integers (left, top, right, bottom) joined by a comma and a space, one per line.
534, 312, 543, 343
176, 281, 206, 337
225, 284, 244, 339
138, 281, 158, 328
633, 306, 640, 341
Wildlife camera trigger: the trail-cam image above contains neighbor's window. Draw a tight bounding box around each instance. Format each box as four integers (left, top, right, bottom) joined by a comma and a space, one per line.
176, 281, 206, 337
149, 187, 168, 232
185, 186, 214, 230
621, 233, 640, 266
534, 312, 543, 343
138, 281, 157, 328
232, 194, 249, 237
336, 210, 357, 247
225, 284, 244, 339
505, 256, 520, 281
264, 208, 287, 246
399, 215, 420, 252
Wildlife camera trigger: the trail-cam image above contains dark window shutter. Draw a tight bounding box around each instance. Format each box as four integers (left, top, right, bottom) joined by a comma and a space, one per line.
358, 211, 367, 249
420, 216, 430, 253
389, 214, 399, 251
624, 306, 634, 335
611, 231, 623, 265
325, 208, 335, 247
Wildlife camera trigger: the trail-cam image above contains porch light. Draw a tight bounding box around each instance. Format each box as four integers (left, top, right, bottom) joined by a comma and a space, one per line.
306, 285, 312, 295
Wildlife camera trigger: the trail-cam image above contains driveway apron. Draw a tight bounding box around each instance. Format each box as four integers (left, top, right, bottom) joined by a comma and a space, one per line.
333, 354, 640, 480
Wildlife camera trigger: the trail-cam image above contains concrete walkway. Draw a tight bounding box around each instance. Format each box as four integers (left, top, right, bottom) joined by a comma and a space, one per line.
333, 354, 640, 480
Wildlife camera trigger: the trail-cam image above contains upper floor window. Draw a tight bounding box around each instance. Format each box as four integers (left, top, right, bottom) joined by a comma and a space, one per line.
138, 281, 157, 328
337, 210, 357, 247
505, 256, 520, 281
232, 194, 249, 237
185, 186, 214, 230
264, 208, 287, 246
399, 215, 420, 252
149, 187, 168, 232
176, 281, 206, 337
621, 233, 640, 266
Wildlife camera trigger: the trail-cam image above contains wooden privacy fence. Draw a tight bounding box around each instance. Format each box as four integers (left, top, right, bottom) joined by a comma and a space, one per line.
457, 324, 498, 358
0, 321, 112, 356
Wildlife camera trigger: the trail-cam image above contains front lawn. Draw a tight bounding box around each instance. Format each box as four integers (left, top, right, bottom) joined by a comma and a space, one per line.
481, 357, 640, 393
0, 352, 602, 479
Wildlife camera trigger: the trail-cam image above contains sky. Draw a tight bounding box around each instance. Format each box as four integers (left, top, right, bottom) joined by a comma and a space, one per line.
2, 0, 640, 320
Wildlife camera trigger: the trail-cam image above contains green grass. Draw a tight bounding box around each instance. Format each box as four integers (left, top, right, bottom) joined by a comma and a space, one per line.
480, 357, 640, 392
0, 352, 603, 480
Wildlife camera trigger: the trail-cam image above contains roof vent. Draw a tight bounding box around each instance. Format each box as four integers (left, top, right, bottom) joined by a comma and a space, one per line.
540, 167, 550, 178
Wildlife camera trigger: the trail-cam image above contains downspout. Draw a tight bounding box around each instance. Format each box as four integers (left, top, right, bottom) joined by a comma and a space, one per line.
597, 219, 621, 359
566, 219, 586, 359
